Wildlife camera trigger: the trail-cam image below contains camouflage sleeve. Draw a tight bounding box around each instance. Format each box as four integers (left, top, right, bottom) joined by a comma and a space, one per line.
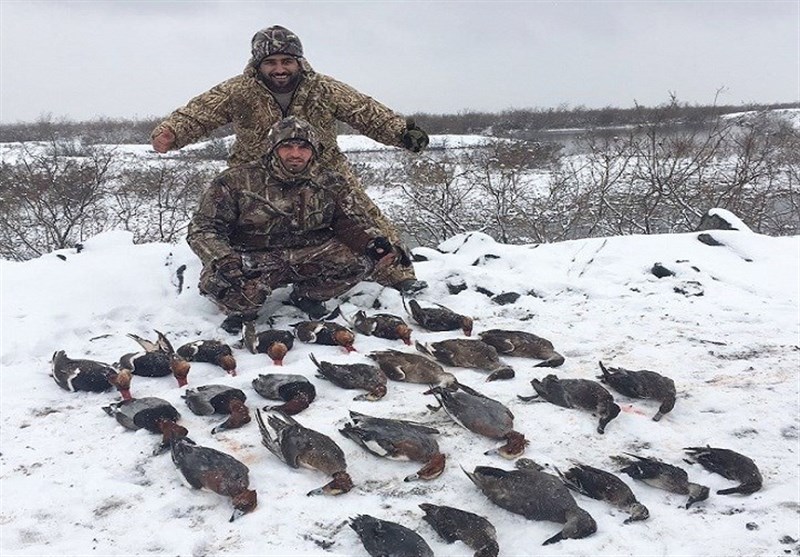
320, 171, 383, 253
186, 175, 240, 266
150, 76, 243, 149
319, 76, 408, 149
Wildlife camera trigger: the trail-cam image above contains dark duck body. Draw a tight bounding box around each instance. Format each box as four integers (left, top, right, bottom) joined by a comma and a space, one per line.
598, 361, 675, 421
243, 322, 294, 365
119, 331, 190, 387
51, 350, 132, 400
102, 397, 188, 453
557, 462, 649, 523
425, 383, 527, 458
684, 446, 762, 495
465, 463, 597, 545
416, 339, 514, 381
478, 329, 565, 367
350, 514, 434, 557
352, 311, 412, 345
406, 299, 473, 336
293, 321, 356, 352
340, 411, 446, 481
170, 436, 257, 521
367, 349, 456, 387
252, 373, 316, 415
419, 503, 499, 557
518, 375, 620, 434
309, 353, 388, 400
615, 453, 709, 508
177, 340, 237, 376
182, 384, 251, 433
256, 409, 353, 496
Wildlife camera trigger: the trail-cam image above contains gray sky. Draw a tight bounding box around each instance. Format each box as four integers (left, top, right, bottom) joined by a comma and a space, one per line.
1, 1, 798, 123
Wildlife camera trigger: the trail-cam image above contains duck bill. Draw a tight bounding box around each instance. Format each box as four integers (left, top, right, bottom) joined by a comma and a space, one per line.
542, 531, 564, 545
229, 508, 246, 522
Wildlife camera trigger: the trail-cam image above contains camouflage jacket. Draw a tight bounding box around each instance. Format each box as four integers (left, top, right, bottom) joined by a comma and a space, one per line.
186, 162, 383, 267
152, 60, 408, 169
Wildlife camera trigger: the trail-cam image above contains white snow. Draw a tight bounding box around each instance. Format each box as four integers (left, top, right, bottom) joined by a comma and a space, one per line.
2, 220, 799, 556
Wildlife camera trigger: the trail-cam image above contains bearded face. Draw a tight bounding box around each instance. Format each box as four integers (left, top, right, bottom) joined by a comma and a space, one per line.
259, 54, 302, 93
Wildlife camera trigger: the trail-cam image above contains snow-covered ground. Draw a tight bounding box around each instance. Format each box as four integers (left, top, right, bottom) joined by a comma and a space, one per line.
1, 216, 798, 555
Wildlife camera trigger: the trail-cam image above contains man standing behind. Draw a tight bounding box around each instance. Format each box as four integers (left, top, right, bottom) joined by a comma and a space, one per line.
152, 25, 429, 294
188, 117, 399, 334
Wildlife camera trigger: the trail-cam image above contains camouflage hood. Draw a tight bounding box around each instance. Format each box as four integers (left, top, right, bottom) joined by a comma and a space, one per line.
265, 117, 321, 181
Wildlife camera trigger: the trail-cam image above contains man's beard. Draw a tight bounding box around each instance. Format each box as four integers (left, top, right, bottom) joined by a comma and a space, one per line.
262, 70, 302, 93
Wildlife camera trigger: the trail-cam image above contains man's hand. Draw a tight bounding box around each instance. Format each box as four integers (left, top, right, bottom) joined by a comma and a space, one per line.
365, 237, 394, 260
215, 254, 244, 285
152, 128, 176, 153
401, 118, 429, 153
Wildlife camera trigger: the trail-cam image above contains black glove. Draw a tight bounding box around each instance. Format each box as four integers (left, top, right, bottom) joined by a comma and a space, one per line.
365, 237, 394, 261
401, 118, 429, 153
394, 243, 413, 267
215, 254, 244, 284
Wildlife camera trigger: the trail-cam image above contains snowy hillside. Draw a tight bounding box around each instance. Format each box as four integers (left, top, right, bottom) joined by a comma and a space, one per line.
1, 222, 799, 556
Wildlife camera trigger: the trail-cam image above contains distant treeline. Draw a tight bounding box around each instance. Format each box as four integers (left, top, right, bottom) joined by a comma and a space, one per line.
2, 101, 797, 144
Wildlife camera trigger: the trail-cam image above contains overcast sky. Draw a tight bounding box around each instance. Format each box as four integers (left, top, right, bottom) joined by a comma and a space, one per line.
1, 1, 798, 123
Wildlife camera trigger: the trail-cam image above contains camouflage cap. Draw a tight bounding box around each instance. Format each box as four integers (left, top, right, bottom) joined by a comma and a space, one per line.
250, 25, 303, 65
266, 116, 321, 156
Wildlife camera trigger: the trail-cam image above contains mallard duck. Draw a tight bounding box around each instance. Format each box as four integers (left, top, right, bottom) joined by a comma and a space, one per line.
340, 411, 446, 481
367, 349, 456, 387
256, 409, 353, 496
478, 329, 564, 367
598, 361, 676, 421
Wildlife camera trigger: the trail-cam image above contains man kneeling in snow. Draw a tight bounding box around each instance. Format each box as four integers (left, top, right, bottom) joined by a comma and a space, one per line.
187, 117, 401, 333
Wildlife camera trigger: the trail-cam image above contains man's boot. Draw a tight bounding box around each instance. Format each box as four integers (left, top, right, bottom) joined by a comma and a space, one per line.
288, 290, 329, 320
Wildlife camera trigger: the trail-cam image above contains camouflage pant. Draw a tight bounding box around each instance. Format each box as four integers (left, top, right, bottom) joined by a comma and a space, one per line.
199, 239, 372, 315
338, 165, 415, 286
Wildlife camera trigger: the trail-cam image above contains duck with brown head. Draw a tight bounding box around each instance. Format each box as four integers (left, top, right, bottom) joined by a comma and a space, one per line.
51, 350, 132, 400
182, 384, 251, 434
102, 397, 188, 455
119, 330, 190, 387
405, 298, 473, 336
177, 340, 237, 376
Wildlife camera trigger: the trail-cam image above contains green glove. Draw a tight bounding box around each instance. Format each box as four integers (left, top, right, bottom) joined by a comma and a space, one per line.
401, 118, 429, 153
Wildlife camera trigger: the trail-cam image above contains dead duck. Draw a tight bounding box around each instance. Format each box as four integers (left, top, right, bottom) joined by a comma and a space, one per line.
416, 339, 514, 381
614, 453, 709, 508
340, 410, 446, 481
351, 310, 412, 345
119, 331, 191, 387
169, 435, 257, 521
405, 298, 473, 336
598, 361, 675, 421
465, 463, 597, 545
478, 329, 565, 367
182, 384, 250, 433
350, 514, 434, 557
176, 340, 237, 376
256, 409, 353, 496
51, 350, 132, 400
367, 349, 456, 387
556, 462, 650, 523
251, 373, 316, 415
425, 382, 527, 458
102, 397, 188, 454
518, 375, 621, 434
684, 446, 763, 495
309, 353, 387, 401
293, 321, 356, 352
419, 503, 499, 557
243, 321, 294, 365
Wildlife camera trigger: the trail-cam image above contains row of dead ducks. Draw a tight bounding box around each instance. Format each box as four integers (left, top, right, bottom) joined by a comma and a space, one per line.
101, 390, 763, 554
